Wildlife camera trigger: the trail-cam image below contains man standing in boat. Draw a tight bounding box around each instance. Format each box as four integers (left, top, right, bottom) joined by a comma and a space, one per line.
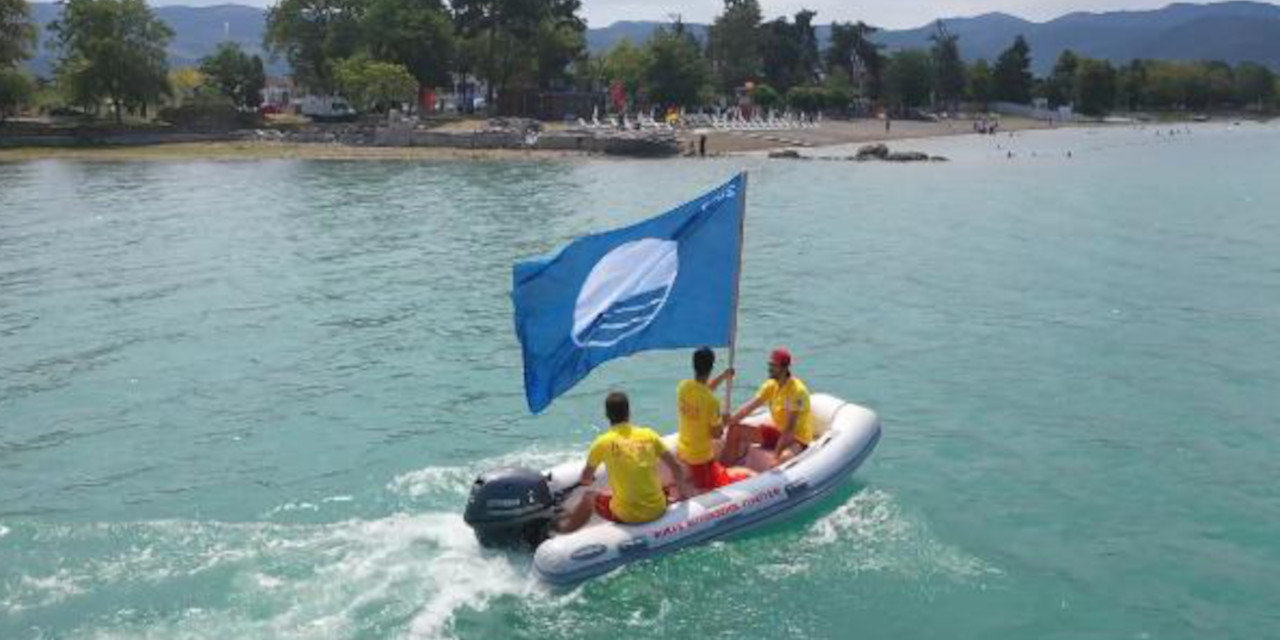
558, 392, 691, 533
677, 348, 756, 494
720, 348, 814, 467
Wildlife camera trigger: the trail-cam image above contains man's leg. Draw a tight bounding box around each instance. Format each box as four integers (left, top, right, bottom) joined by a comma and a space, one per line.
556, 489, 597, 533
719, 423, 767, 466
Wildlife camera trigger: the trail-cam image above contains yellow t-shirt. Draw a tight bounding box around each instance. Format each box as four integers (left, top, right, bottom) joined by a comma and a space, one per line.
755, 376, 814, 445
677, 379, 721, 465
588, 423, 669, 523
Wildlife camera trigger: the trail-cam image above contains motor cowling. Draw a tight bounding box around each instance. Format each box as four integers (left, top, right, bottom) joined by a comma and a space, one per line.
463, 467, 556, 549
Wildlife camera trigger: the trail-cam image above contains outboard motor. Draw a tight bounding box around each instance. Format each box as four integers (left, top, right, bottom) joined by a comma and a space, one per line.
463, 467, 556, 549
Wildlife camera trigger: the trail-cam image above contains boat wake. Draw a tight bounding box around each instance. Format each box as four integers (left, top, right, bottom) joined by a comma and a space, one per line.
1, 449, 991, 639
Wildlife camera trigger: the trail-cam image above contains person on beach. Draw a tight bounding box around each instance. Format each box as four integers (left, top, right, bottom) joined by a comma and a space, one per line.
677, 348, 755, 493
558, 392, 690, 533
720, 348, 814, 468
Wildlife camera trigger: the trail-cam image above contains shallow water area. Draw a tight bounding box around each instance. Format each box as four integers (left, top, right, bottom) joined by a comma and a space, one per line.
2, 123, 1280, 639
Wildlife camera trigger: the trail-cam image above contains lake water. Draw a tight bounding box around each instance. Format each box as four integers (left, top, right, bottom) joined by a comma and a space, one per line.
2, 123, 1279, 639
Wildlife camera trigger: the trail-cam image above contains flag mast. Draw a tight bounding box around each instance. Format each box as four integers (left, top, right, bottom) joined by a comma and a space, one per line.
724, 172, 748, 411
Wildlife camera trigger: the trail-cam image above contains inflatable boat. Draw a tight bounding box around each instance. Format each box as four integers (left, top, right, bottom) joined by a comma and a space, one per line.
463, 393, 881, 586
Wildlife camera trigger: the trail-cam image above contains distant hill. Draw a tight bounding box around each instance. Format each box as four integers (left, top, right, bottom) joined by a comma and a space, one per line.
22, 1, 1280, 79
584, 21, 709, 51
874, 1, 1280, 73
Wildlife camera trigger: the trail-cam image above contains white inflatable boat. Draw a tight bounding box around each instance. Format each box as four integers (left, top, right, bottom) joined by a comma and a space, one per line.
529, 393, 881, 585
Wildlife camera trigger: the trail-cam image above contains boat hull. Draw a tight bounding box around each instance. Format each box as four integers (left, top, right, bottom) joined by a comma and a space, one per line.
533, 393, 881, 585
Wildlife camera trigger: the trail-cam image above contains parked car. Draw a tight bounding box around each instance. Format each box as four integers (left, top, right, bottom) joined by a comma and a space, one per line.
298, 96, 358, 122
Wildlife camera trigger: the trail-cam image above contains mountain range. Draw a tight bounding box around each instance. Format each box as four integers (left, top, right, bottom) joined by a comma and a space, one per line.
22, 1, 1280, 78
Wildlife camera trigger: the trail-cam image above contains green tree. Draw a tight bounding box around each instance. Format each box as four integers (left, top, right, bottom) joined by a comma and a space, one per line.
532, 16, 585, 90
1, 0, 36, 68
1045, 49, 1078, 107
822, 72, 855, 112
603, 38, 647, 101
362, 0, 454, 88
709, 0, 762, 94
929, 21, 964, 110
967, 59, 994, 106
752, 83, 780, 110
786, 85, 827, 113
0, 66, 33, 121
49, 0, 173, 123
199, 42, 266, 111
1233, 62, 1275, 109
795, 10, 820, 85
1199, 61, 1235, 107
992, 35, 1032, 104
883, 49, 932, 111
643, 22, 710, 109
759, 10, 820, 93
1115, 59, 1148, 111
568, 50, 604, 92
452, 0, 584, 106
824, 21, 882, 101
264, 0, 367, 93
1073, 57, 1116, 116
333, 55, 416, 112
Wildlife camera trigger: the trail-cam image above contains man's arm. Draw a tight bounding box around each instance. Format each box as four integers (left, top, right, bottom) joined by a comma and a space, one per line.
728, 396, 766, 425
707, 367, 735, 391
660, 450, 691, 500
577, 464, 596, 488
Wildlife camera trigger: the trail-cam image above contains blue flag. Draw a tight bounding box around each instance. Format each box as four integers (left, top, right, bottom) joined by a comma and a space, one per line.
513, 173, 746, 413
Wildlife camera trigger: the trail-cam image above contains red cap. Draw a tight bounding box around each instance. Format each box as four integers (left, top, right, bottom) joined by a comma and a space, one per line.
769, 348, 792, 367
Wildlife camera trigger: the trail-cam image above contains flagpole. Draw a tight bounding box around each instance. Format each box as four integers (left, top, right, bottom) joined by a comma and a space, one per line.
724, 171, 748, 412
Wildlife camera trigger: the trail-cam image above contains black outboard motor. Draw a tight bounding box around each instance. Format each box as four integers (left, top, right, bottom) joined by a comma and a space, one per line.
463, 467, 556, 549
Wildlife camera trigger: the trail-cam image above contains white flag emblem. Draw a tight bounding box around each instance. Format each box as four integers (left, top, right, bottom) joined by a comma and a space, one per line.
572, 239, 679, 347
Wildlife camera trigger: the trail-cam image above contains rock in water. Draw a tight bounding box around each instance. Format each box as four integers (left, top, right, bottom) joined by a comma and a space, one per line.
855, 143, 889, 160
768, 150, 802, 159
884, 151, 930, 162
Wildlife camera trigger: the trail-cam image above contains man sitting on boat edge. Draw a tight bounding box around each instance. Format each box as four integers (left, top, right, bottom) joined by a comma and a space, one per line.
720, 348, 814, 468
678, 347, 756, 494
558, 392, 691, 533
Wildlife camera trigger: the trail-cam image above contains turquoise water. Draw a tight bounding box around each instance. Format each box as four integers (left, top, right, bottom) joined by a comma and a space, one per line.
2, 123, 1279, 639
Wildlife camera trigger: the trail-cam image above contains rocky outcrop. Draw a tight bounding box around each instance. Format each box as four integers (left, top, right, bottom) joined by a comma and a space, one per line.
767, 149, 803, 159
855, 143, 889, 160
373, 119, 679, 156
884, 151, 930, 162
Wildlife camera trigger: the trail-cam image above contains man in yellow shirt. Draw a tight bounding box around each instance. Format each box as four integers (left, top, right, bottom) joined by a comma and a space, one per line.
559, 392, 690, 533
721, 348, 814, 467
678, 347, 755, 493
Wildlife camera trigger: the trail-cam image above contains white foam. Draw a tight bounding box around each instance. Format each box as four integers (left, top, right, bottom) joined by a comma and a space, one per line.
55, 512, 541, 640
0, 524, 9, 538
263, 501, 320, 517
387, 448, 578, 501
798, 489, 998, 581
2, 569, 89, 614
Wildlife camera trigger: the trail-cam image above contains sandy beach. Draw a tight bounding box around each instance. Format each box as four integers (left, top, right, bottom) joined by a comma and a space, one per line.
0, 116, 1061, 162
690, 116, 1056, 154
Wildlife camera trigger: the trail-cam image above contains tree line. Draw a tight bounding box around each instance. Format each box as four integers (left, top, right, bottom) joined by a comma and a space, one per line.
1, 0, 269, 122
2, 0, 1278, 122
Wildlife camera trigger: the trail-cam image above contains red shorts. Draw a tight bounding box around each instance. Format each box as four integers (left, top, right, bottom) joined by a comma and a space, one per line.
760, 426, 783, 450
687, 460, 749, 490
594, 493, 621, 523
759, 426, 808, 452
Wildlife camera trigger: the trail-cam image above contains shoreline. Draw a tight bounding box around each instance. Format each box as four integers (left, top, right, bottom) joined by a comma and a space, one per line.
1, 115, 1266, 162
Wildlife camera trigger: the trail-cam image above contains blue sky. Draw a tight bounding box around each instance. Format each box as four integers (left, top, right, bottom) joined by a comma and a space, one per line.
147, 0, 1263, 29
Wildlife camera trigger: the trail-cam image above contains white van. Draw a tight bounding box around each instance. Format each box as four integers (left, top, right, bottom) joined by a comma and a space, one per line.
298, 96, 358, 122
